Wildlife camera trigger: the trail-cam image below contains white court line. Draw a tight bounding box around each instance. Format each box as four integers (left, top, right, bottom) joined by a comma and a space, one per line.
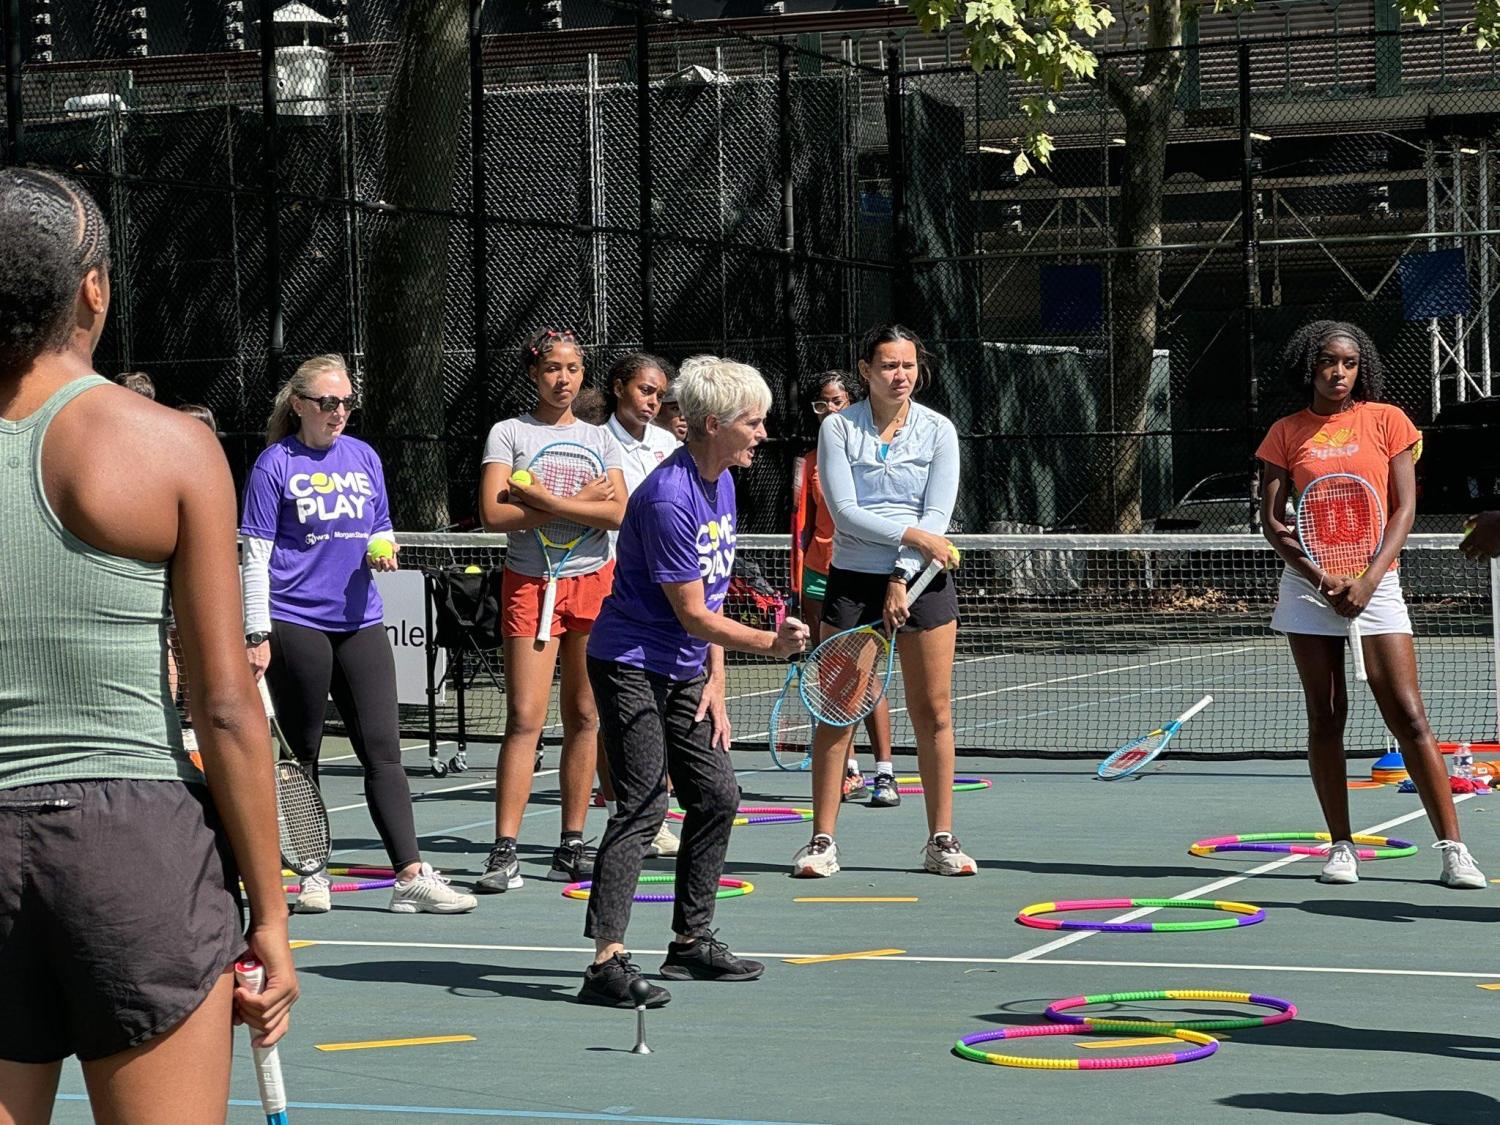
287, 939, 1499, 982
324, 769, 555, 815
1010, 796, 1474, 962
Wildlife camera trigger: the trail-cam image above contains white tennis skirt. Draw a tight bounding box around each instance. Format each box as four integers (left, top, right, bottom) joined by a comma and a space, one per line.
1270, 566, 1412, 637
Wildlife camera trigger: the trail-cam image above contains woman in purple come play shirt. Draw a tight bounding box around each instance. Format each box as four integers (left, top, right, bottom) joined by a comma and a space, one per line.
240, 354, 475, 916
577, 356, 809, 1010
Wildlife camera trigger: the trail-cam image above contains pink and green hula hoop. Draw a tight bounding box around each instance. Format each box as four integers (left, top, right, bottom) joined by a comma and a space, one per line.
954, 1023, 1218, 1070
1016, 898, 1265, 932
1189, 832, 1417, 860
1045, 989, 1296, 1032
562, 873, 754, 903
890, 776, 992, 796
283, 877, 396, 893
666, 806, 812, 826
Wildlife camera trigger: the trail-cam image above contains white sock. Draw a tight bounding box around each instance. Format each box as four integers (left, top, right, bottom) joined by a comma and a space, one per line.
606, 800, 618, 816
875, 761, 894, 777
847, 758, 861, 774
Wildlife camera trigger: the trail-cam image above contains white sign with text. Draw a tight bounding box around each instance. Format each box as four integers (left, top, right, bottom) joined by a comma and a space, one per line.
374, 570, 445, 705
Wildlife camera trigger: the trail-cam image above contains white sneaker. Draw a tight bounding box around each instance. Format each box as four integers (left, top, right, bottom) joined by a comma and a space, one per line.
1318, 840, 1360, 884
649, 820, 680, 858
792, 834, 840, 878
1435, 840, 1487, 889
293, 871, 331, 914
390, 863, 478, 914
922, 832, 977, 876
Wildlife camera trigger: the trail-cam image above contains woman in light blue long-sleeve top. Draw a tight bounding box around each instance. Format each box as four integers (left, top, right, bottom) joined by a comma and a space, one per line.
790, 325, 971, 880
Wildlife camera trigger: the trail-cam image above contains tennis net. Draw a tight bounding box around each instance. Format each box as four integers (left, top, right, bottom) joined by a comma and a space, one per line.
397, 532, 1499, 760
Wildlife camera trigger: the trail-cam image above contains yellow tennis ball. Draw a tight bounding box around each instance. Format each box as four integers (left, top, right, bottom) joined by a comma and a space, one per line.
366, 538, 395, 561
464, 564, 483, 574
949, 546, 962, 566
310, 472, 334, 494
510, 469, 533, 486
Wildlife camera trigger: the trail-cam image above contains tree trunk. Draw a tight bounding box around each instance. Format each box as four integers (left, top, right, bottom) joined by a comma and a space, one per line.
1091, 3, 1184, 533
363, 0, 468, 530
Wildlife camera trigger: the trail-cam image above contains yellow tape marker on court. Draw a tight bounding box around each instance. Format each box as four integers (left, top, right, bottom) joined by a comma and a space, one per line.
289, 940, 317, 950
793, 897, 919, 903
1478, 983, 1500, 991
784, 948, 905, 965
315, 1035, 476, 1052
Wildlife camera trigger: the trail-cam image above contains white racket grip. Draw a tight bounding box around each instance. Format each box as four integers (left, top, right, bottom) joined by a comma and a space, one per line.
234, 960, 288, 1116
537, 578, 559, 643
905, 557, 944, 602
1349, 618, 1368, 682
1179, 695, 1214, 723
257, 675, 276, 718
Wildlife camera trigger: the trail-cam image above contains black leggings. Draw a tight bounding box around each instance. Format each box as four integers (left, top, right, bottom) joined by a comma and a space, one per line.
266, 621, 420, 870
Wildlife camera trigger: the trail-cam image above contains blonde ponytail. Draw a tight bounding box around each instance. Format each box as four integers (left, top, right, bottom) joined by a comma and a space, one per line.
265, 353, 349, 446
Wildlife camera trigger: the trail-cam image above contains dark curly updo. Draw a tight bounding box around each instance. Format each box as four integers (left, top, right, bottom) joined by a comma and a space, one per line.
1278, 320, 1385, 404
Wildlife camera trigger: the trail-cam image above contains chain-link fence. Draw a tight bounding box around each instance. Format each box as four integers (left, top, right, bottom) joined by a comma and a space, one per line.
5, 4, 1497, 533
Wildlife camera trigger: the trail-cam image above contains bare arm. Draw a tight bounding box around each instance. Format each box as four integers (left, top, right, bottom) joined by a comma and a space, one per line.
478, 461, 549, 533
1259, 461, 1323, 587
1368, 450, 1417, 575
530, 467, 628, 531
169, 429, 298, 1043
661, 579, 805, 658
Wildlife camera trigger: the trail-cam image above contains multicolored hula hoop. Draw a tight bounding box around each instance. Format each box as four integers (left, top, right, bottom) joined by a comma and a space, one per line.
1189, 832, 1417, 860
283, 877, 396, 893
1016, 898, 1265, 932
1045, 989, 1297, 1032
666, 806, 812, 826
954, 1024, 1219, 1070
562, 874, 754, 903
282, 865, 396, 878
891, 776, 992, 796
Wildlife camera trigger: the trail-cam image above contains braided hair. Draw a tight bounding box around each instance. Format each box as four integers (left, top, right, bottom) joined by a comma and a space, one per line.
1278, 320, 1386, 404
0, 168, 111, 375
519, 327, 584, 374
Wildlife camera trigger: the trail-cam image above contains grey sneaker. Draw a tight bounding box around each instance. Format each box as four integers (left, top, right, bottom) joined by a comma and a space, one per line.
548, 837, 597, 882
1318, 840, 1360, 884
922, 832, 977, 876
475, 838, 523, 893
294, 870, 331, 914
390, 863, 478, 914
791, 834, 840, 878
1435, 840, 1487, 889
869, 772, 901, 807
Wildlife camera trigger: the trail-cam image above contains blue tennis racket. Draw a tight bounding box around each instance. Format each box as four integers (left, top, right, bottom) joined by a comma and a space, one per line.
234, 959, 289, 1125
521, 441, 606, 642
769, 659, 813, 770
1097, 695, 1213, 780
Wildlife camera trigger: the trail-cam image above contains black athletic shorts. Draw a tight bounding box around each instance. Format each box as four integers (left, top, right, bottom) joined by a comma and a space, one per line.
820, 563, 959, 633
0, 778, 244, 1063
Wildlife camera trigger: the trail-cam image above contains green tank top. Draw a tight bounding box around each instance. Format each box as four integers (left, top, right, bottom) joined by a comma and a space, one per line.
0, 374, 195, 789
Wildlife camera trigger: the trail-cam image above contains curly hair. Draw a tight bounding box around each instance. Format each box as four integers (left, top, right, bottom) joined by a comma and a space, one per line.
604, 351, 677, 417
1278, 320, 1386, 404
0, 169, 111, 376
519, 327, 584, 375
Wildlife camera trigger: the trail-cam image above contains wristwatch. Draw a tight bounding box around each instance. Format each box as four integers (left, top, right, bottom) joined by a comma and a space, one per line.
245, 631, 270, 646
889, 565, 911, 584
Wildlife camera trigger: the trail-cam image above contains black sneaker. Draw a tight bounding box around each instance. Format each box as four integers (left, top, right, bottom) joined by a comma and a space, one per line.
660, 930, 765, 982
869, 772, 901, 807
547, 837, 597, 882
577, 952, 671, 1008
474, 838, 522, 893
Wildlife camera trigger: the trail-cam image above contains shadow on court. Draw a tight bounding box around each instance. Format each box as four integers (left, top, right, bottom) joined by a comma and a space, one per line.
1258, 897, 1500, 925
1218, 1089, 1500, 1124
1251, 1018, 1500, 1061
301, 959, 581, 1004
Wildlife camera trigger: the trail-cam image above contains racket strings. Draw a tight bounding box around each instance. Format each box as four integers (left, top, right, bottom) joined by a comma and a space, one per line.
276, 764, 330, 872
531, 452, 598, 545
803, 633, 886, 725
1299, 480, 1382, 576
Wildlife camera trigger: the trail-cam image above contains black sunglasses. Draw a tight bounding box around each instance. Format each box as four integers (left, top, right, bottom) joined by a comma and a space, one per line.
298, 393, 360, 413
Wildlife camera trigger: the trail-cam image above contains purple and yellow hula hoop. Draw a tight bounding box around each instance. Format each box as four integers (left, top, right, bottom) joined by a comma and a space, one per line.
891, 776, 992, 796
1189, 832, 1417, 860
666, 806, 812, 826
954, 1023, 1219, 1070
1045, 989, 1296, 1032
1016, 898, 1266, 932
562, 873, 754, 903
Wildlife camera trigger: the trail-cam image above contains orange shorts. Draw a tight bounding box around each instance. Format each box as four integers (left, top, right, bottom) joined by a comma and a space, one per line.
501, 561, 615, 639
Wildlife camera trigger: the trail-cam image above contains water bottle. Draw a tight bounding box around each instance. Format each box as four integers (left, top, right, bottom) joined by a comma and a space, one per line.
1454, 741, 1474, 781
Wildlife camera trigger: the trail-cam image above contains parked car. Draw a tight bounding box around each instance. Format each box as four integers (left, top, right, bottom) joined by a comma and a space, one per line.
1153, 472, 1266, 533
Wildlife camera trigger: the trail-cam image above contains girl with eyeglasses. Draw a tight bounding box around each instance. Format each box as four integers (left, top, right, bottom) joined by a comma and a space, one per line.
241, 354, 477, 915
792, 372, 897, 806
791, 326, 971, 879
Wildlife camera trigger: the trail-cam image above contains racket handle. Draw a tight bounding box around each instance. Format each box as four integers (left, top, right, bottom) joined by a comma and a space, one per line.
257, 675, 275, 717
537, 579, 558, 643
234, 959, 289, 1122
1349, 618, 1368, 682
1180, 694, 1214, 723
905, 556, 945, 602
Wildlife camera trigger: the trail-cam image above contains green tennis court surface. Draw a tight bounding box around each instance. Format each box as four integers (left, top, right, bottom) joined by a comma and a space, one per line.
51, 744, 1500, 1124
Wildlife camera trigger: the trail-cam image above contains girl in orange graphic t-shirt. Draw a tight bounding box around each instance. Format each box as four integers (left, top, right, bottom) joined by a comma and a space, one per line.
1256, 320, 1484, 889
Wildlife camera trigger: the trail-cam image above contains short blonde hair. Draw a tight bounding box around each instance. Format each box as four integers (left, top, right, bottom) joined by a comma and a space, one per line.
674, 355, 771, 441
